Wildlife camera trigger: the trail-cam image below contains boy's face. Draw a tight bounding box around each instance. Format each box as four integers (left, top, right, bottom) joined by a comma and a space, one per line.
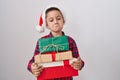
46, 10, 64, 33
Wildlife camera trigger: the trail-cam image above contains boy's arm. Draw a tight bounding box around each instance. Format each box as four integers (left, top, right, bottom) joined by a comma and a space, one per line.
27, 57, 34, 72
27, 42, 40, 73
68, 36, 85, 70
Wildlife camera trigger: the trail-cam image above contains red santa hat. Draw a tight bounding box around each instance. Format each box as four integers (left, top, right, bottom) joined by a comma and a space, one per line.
36, 5, 66, 33
36, 13, 45, 33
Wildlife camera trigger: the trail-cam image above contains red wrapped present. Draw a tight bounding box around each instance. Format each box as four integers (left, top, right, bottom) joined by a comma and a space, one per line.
34, 51, 78, 80
37, 61, 78, 80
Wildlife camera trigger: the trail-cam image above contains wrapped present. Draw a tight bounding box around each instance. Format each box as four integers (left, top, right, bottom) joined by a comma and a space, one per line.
34, 51, 78, 80
38, 36, 69, 53
34, 51, 73, 63
37, 61, 78, 80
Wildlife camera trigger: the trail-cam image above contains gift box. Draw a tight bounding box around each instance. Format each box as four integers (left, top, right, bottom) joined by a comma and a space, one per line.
34, 51, 73, 63
38, 36, 69, 53
37, 63, 78, 80
34, 51, 78, 80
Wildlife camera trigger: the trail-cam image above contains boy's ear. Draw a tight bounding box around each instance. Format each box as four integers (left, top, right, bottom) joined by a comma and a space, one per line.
63, 19, 65, 24
63, 21, 65, 24
45, 21, 49, 29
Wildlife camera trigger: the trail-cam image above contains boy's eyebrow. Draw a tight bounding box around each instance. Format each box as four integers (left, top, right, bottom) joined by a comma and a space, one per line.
47, 15, 62, 19
57, 15, 62, 17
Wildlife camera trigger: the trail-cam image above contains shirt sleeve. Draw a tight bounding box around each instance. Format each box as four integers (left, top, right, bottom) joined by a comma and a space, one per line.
68, 36, 85, 69
68, 36, 79, 58
27, 41, 40, 72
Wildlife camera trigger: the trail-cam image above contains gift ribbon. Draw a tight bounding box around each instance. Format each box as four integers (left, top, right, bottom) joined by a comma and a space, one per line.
48, 51, 70, 65
39, 36, 69, 53
46, 52, 56, 61
40, 43, 68, 53
64, 60, 69, 66
45, 51, 71, 64
51, 52, 56, 61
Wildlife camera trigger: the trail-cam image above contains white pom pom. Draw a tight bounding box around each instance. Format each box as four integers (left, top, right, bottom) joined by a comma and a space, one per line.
36, 25, 45, 33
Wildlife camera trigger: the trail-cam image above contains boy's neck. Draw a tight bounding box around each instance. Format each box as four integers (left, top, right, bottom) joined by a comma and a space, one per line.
51, 31, 63, 37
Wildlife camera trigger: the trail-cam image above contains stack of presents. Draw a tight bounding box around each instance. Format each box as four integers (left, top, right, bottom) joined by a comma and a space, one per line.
34, 36, 78, 80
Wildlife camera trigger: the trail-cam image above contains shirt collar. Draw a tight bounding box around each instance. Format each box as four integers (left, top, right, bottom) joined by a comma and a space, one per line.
49, 31, 65, 37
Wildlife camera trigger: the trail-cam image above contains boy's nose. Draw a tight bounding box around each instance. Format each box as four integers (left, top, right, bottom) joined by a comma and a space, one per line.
54, 19, 58, 23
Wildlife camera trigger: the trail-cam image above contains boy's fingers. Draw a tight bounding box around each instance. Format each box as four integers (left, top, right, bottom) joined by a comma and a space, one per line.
31, 63, 38, 68
32, 65, 44, 73
32, 63, 36, 66
34, 71, 40, 75
77, 57, 81, 61
73, 66, 80, 70
34, 72, 40, 77
32, 69, 40, 72
32, 67, 44, 77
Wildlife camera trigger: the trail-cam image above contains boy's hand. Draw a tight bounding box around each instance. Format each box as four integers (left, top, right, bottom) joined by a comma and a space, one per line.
71, 57, 82, 70
31, 63, 44, 77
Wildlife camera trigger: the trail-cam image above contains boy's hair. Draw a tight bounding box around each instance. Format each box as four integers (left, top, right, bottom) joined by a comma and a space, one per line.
45, 7, 65, 23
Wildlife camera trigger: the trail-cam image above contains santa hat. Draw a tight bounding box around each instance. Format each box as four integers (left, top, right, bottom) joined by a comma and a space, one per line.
36, 14, 45, 33
36, 5, 66, 33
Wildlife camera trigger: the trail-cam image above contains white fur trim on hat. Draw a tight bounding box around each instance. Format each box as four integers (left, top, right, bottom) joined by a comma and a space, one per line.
36, 25, 45, 33
36, 14, 45, 33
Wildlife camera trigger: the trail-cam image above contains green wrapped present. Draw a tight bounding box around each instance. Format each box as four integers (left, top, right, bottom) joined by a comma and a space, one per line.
38, 36, 69, 53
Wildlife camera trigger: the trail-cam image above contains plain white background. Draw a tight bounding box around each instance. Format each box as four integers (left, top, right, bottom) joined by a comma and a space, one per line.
0, 0, 120, 80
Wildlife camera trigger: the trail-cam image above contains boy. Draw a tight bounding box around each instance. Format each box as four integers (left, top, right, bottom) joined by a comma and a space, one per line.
27, 6, 84, 80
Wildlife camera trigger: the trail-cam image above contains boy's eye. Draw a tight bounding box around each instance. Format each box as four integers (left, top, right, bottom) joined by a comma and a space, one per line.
48, 16, 62, 22
57, 17, 61, 20
49, 19, 53, 22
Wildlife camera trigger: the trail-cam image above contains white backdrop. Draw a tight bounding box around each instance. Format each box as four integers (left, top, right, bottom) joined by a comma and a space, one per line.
0, 0, 120, 80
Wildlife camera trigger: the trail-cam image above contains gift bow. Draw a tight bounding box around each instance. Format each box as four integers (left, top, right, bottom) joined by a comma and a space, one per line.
40, 43, 68, 53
